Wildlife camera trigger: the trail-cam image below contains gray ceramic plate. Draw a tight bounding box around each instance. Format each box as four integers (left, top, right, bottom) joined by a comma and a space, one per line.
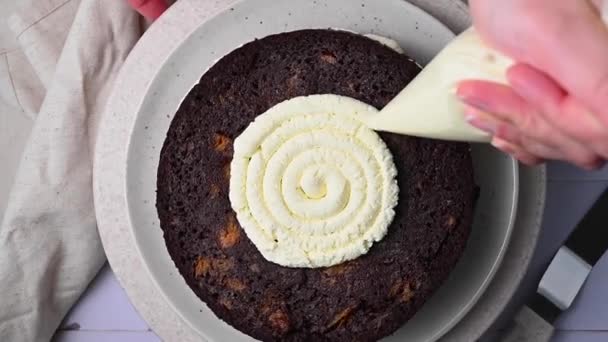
95, 0, 520, 341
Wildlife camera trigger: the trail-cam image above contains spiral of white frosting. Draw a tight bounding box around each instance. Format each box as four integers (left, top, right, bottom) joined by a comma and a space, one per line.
229, 95, 399, 268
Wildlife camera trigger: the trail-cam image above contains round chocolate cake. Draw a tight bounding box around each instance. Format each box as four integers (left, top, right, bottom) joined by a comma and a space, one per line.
157, 29, 476, 342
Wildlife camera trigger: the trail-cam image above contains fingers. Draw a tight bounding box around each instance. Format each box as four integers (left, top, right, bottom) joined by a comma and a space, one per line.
463, 103, 562, 164
471, 0, 608, 127
504, 64, 565, 114
467, 0, 608, 168
458, 80, 528, 122
458, 80, 605, 169
559, 97, 608, 159
508, 64, 608, 159
591, 0, 605, 12
458, 80, 559, 149
491, 137, 544, 166
127, 0, 168, 20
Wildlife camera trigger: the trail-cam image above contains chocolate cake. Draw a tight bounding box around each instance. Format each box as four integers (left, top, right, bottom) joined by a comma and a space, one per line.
156, 29, 476, 341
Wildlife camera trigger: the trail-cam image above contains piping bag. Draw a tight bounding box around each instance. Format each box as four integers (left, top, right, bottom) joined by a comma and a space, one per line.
362, 1, 608, 143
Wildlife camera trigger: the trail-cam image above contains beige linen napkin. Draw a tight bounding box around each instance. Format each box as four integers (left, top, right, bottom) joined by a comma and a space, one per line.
0, 1, 142, 341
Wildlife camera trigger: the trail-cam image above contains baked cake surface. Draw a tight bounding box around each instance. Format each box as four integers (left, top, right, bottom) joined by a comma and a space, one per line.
157, 29, 475, 342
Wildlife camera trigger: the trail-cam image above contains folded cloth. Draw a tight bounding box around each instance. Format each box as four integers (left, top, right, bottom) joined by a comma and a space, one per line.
0, 0, 142, 341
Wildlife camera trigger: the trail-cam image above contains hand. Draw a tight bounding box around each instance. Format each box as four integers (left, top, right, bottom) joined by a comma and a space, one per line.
127, 0, 169, 21
458, 0, 608, 169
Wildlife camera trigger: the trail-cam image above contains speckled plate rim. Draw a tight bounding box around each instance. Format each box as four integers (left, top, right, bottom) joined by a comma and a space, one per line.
93, 1, 546, 341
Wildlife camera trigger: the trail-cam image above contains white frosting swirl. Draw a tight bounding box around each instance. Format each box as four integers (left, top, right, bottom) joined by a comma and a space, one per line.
229, 95, 399, 268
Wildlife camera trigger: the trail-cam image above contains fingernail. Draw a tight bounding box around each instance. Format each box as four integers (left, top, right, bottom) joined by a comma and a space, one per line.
491, 138, 511, 153
457, 92, 492, 112
491, 137, 523, 159
464, 110, 496, 134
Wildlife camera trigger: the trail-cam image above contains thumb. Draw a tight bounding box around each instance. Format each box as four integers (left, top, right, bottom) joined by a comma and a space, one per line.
127, 0, 168, 20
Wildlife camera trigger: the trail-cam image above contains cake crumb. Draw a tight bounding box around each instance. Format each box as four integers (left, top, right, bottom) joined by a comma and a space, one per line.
219, 297, 233, 309
322, 261, 356, 283
320, 50, 337, 64
223, 163, 231, 181
194, 257, 211, 278
322, 262, 356, 285
194, 256, 235, 278
213, 258, 234, 273
212, 133, 231, 152
326, 305, 357, 330
268, 309, 290, 334
225, 278, 247, 291
446, 215, 457, 229
209, 184, 220, 199
390, 280, 415, 303
219, 215, 241, 248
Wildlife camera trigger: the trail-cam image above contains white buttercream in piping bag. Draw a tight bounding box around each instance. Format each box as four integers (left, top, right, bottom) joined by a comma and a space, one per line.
365, 4, 608, 142
362, 28, 513, 142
